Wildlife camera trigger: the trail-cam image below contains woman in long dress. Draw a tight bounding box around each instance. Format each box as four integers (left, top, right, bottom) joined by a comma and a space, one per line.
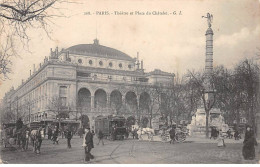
217, 130, 226, 147
242, 126, 257, 160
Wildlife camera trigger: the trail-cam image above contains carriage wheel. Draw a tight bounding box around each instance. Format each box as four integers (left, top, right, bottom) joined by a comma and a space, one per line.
175, 132, 186, 143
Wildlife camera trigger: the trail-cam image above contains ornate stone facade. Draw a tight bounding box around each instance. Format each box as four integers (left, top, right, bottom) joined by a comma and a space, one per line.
2, 39, 174, 129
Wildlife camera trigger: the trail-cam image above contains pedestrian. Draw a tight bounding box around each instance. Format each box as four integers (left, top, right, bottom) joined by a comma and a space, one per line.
234, 129, 240, 140
242, 125, 257, 160
78, 128, 83, 138
97, 130, 104, 145
20, 125, 27, 152
67, 127, 73, 149
227, 129, 232, 139
48, 127, 52, 140
210, 127, 216, 139
111, 125, 116, 141
52, 126, 59, 144
82, 128, 94, 162
169, 126, 176, 144
217, 130, 226, 147
138, 128, 143, 141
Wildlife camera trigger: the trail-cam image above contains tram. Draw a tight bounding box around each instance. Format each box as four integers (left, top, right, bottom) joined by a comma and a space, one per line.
94, 115, 127, 140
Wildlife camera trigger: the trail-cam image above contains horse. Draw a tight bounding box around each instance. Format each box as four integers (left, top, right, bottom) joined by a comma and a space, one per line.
142, 128, 155, 141
133, 125, 155, 141
30, 128, 43, 154
18, 126, 31, 151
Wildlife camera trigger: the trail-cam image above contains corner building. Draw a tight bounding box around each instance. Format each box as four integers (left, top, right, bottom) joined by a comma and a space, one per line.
3, 39, 174, 129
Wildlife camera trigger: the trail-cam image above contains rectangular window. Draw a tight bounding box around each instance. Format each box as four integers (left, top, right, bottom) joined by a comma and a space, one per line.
59, 86, 67, 106
59, 86, 67, 97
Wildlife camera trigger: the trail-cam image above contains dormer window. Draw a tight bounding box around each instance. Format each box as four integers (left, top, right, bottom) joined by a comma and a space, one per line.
109, 62, 113, 67
89, 60, 93, 65
119, 63, 122, 68
67, 58, 71, 62
128, 64, 132, 69
99, 61, 103, 66
78, 59, 82, 64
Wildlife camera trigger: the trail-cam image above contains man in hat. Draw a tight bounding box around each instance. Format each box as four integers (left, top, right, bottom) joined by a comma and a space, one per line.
83, 128, 94, 162
169, 126, 176, 144
67, 126, 73, 149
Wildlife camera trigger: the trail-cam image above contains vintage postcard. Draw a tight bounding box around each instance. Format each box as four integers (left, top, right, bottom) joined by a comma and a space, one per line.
0, 0, 259, 164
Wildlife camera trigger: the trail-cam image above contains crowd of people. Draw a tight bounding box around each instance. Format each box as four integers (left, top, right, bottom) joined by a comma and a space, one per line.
2, 118, 259, 162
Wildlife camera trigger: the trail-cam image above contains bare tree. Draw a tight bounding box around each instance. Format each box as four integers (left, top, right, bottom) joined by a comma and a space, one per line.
234, 59, 259, 132
183, 73, 201, 122
46, 96, 72, 128
0, 101, 15, 123
138, 84, 162, 128
187, 69, 217, 138
0, 0, 73, 79
0, 35, 17, 80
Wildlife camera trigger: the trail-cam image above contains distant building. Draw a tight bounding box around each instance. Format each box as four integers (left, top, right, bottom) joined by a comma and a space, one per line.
2, 39, 174, 129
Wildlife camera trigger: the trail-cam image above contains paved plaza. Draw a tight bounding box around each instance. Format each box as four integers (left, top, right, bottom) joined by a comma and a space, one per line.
1, 136, 259, 164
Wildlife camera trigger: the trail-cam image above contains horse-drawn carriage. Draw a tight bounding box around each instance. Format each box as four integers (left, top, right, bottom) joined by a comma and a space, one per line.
1, 122, 45, 154
95, 115, 128, 140
1, 123, 17, 148
159, 126, 187, 143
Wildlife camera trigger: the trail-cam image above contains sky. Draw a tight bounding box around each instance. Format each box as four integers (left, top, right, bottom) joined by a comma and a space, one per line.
0, 0, 260, 99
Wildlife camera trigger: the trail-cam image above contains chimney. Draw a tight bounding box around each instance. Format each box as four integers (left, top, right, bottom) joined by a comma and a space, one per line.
137, 52, 140, 69
44, 56, 47, 63
141, 60, 143, 70
33, 64, 36, 73
50, 48, 53, 56
56, 47, 58, 56
30, 70, 31, 76
40, 63, 42, 68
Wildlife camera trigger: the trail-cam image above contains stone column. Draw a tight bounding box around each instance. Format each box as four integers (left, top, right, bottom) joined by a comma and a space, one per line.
107, 94, 110, 114
205, 27, 214, 75
91, 96, 94, 112
107, 94, 110, 107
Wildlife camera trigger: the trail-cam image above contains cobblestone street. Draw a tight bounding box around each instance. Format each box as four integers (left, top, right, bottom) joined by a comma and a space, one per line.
1, 136, 259, 164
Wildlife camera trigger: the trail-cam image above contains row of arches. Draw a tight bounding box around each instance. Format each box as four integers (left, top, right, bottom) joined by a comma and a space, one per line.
77, 88, 151, 114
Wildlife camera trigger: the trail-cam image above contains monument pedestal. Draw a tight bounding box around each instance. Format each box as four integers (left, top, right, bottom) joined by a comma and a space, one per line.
187, 108, 229, 137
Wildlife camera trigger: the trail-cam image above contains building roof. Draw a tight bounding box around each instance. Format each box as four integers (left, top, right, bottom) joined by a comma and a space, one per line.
64, 39, 134, 61
147, 69, 174, 77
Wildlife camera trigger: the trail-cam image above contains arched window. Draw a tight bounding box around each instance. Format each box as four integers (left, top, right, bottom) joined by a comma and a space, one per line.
99, 61, 103, 66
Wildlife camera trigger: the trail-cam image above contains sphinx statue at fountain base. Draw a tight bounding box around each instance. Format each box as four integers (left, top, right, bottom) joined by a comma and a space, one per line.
187, 108, 229, 137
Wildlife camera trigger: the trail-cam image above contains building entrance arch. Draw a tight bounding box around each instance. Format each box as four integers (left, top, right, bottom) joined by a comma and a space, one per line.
125, 91, 138, 114
139, 92, 151, 114
110, 90, 122, 114
94, 89, 107, 109
78, 88, 91, 112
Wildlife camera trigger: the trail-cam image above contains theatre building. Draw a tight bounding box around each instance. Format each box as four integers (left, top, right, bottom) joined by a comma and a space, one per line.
2, 39, 174, 130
